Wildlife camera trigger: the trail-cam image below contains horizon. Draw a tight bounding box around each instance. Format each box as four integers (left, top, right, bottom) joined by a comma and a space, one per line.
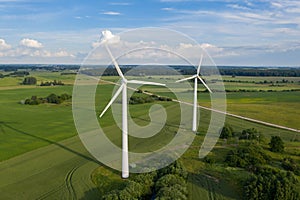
0, 63, 300, 69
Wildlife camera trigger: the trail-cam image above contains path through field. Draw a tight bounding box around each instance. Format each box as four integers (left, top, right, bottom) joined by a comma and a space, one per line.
96, 76, 300, 133
0, 136, 101, 199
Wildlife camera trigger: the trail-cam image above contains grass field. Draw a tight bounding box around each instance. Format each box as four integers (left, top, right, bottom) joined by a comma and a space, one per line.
0, 72, 299, 200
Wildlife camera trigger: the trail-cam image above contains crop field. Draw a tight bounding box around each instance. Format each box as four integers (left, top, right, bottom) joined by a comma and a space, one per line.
0, 71, 299, 200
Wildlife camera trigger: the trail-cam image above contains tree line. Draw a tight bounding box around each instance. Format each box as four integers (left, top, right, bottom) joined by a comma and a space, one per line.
23, 93, 71, 105
102, 161, 188, 200
0, 71, 30, 78
129, 92, 172, 105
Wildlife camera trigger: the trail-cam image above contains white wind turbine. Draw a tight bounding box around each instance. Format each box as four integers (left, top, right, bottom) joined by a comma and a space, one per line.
99, 35, 166, 178
176, 55, 212, 132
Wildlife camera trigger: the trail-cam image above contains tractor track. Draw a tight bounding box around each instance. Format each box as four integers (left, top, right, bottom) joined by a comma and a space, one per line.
65, 166, 79, 200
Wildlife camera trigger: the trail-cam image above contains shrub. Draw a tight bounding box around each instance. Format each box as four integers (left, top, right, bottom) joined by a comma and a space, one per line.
282, 157, 300, 176
225, 144, 270, 170
244, 167, 299, 200
269, 136, 284, 153
22, 77, 37, 85
239, 128, 260, 140
220, 125, 233, 139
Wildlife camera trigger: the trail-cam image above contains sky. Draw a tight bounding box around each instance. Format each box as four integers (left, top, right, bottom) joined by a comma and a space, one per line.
0, 0, 299, 66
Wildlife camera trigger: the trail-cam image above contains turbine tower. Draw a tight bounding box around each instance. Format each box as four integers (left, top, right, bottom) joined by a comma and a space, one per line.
99, 44, 166, 178
176, 55, 212, 132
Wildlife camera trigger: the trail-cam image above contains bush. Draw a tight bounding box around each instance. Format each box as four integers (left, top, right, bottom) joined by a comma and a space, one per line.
119, 181, 143, 199
47, 93, 61, 104
158, 161, 188, 179
22, 77, 37, 85
155, 185, 188, 200
220, 125, 233, 139
244, 167, 299, 200
239, 128, 260, 140
102, 190, 120, 200
40, 80, 64, 86
269, 136, 284, 153
225, 144, 270, 171
24, 93, 71, 105
155, 174, 187, 200
282, 157, 300, 176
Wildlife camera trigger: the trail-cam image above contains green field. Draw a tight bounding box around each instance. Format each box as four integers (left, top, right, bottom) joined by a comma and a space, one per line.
0, 72, 299, 199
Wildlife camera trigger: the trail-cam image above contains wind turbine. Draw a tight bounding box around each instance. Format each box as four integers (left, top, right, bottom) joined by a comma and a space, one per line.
99, 44, 166, 178
176, 55, 212, 132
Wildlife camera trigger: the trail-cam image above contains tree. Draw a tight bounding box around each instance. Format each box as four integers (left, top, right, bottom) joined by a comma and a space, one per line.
46, 93, 61, 104
155, 174, 187, 200
155, 185, 188, 200
239, 128, 259, 140
269, 136, 284, 153
22, 77, 37, 85
282, 157, 300, 175
220, 125, 233, 139
244, 167, 299, 200
225, 144, 270, 170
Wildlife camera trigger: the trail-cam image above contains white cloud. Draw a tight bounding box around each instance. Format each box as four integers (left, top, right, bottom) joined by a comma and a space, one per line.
161, 7, 175, 11
53, 50, 75, 57
20, 38, 43, 48
271, 2, 283, 8
101, 11, 121, 15
0, 39, 11, 50
227, 4, 250, 10
98, 30, 121, 45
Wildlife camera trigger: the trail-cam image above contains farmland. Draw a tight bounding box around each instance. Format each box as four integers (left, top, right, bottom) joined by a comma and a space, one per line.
0, 68, 299, 199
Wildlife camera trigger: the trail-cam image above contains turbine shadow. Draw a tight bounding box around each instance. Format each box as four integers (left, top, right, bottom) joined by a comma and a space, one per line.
1, 121, 101, 165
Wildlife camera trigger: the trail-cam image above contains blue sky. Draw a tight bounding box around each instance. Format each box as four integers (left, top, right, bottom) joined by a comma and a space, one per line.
0, 0, 299, 66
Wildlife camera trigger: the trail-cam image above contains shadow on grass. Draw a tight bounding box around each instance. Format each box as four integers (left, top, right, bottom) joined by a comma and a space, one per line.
188, 172, 241, 200
79, 188, 101, 200
1, 121, 101, 165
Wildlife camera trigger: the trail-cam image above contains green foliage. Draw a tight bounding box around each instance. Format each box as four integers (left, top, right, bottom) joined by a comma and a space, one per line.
155, 184, 188, 200
269, 136, 284, 152
0, 73, 4, 78
40, 80, 64, 86
155, 174, 187, 200
158, 161, 188, 179
220, 125, 233, 139
282, 157, 300, 176
8, 71, 30, 77
239, 128, 260, 140
131, 172, 157, 195
155, 174, 185, 190
46, 93, 61, 104
119, 181, 143, 199
102, 190, 120, 200
244, 167, 299, 200
101, 161, 188, 200
203, 156, 216, 165
24, 93, 71, 105
22, 77, 37, 85
129, 93, 172, 105
225, 144, 270, 171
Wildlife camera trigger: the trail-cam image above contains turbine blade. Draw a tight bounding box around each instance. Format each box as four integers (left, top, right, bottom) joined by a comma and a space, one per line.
127, 80, 166, 86
105, 45, 125, 81
99, 84, 124, 118
197, 54, 203, 75
176, 75, 197, 83
197, 76, 212, 93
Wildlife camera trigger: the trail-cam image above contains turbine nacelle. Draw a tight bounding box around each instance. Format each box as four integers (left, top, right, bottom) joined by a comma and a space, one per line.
176, 54, 212, 93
